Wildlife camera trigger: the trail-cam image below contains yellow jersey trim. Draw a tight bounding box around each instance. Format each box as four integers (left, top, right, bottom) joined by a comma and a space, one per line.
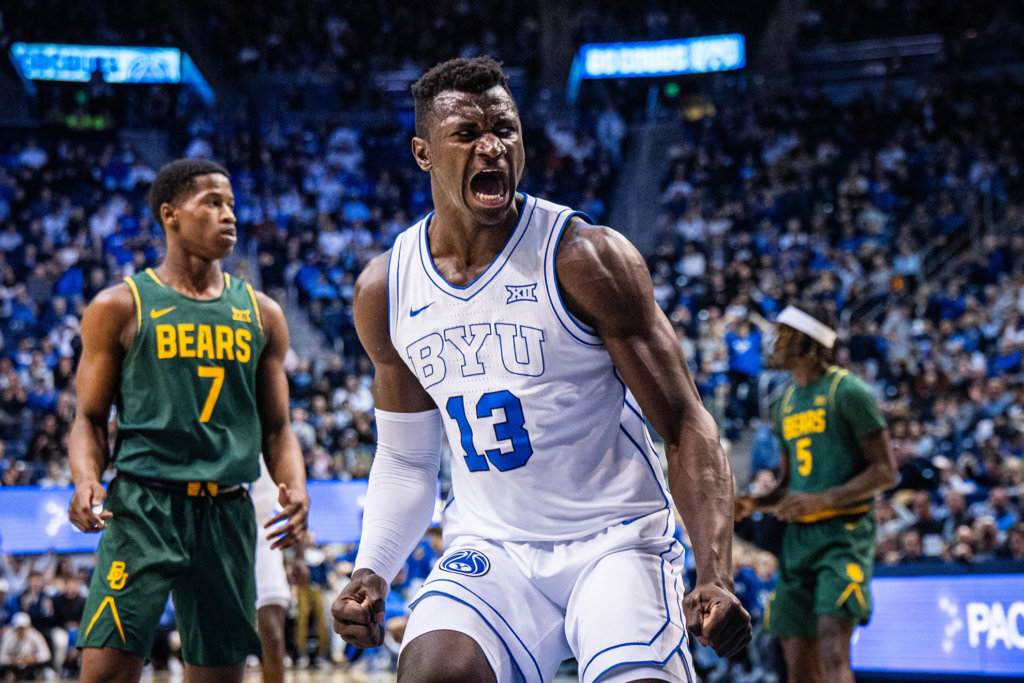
145, 268, 166, 288
828, 367, 850, 411
245, 283, 263, 333
796, 503, 871, 523
780, 385, 796, 414
123, 277, 142, 330
84, 596, 126, 643
224, 273, 231, 288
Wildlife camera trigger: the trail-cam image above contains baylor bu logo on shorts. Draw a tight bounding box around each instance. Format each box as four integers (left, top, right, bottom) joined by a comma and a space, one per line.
107, 561, 129, 590
440, 549, 490, 577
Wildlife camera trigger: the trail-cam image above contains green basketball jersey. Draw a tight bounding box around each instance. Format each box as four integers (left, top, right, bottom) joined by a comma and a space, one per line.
772, 366, 886, 522
113, 268, 266, 486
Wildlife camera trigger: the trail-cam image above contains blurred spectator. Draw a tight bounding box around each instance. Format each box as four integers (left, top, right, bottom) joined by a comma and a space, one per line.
292, 538, 330, 668
49, 575, 85, 676
0, 613, 50, 680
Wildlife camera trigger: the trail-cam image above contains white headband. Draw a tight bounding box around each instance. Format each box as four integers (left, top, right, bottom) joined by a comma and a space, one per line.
776, 306, 837, 349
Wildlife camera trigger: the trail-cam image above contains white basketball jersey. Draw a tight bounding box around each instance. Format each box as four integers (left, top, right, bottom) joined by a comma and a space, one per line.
389, 194, 673, 542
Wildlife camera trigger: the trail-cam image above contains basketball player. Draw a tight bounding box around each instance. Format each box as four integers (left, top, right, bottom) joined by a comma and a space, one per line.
735, 305, 895, 683
332, 57, 750, 683
68, 159, 309, 683
251, 458, 292, 683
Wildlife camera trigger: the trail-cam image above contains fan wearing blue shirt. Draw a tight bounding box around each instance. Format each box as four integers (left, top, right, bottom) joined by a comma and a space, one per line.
725, 314, 767, 422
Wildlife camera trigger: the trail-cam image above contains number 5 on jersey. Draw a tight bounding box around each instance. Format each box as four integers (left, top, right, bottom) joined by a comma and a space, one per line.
446, 390, 533, 472
796, 437, 813, 476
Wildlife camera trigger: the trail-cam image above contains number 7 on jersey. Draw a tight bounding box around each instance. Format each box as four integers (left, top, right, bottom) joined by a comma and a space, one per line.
197, 366, 225, 423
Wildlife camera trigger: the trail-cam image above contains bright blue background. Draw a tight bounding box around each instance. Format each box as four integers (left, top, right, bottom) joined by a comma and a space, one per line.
852, 573, 1024, 677
0, 481, 440, 554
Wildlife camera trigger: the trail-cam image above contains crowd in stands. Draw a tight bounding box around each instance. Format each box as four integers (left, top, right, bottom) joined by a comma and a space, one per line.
0, 554, 88, 679
652, 78, 1024, 565
0, 97, 621, 490
1, 3, 1024, 680
0, 59, 1022, 582
0, 2, 174, 53
797, 0, 1024, 58
201, 0, 543, 84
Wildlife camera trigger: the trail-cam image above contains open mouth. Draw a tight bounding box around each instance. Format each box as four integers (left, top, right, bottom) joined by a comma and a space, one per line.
469, 169, 509, 208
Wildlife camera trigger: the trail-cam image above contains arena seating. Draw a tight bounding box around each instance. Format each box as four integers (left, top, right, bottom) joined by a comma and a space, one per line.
1, 3, 1023, 680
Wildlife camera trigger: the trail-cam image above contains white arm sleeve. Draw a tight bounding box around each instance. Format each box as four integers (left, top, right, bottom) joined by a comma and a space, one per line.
353, 408, 443, 583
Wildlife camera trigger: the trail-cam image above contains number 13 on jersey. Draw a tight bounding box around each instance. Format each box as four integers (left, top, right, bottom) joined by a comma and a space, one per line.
446, 390, 534, 472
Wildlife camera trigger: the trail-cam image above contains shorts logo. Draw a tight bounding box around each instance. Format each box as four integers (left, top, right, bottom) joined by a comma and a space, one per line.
232, 307, 252, 323
836, 563, 867, 613
439, 549, 490, 577
107, 561, 129, 590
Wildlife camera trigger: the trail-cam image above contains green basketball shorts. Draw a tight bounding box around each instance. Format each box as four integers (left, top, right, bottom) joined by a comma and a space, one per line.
765, 514, 876, 639
77, 476, 261, 667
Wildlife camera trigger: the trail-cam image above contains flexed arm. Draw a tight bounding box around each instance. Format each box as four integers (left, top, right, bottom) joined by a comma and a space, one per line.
331, 252, 440, 649
555, 217, 752, 658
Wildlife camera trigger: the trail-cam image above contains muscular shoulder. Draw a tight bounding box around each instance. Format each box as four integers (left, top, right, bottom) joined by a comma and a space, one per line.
253, 289, 286, 330
354, 251, 390, 312
554, 216, 654, 334
253, 289, 288, 351
82, 282, 137, 348
353, 250, 397, 363
86, 282, 137, 328
833, 369, 870, 401
90, 280, 136, 314
832, 369, 886, 434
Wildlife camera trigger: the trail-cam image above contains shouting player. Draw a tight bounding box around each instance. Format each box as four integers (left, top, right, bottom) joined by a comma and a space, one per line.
735, 305, 896, 683
68, 159, 309, 683
332, 57, 750, 683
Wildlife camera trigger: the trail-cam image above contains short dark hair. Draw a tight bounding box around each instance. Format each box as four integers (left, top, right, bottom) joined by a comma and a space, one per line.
148, 158, 230, 227
411, 56, 511, 138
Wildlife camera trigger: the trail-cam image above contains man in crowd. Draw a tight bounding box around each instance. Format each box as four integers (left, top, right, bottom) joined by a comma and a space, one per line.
0, 613, 51, 680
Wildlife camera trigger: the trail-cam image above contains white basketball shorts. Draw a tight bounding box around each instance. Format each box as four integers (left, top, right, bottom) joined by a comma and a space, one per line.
255, 530, 290, 609
401, 509, 695, 683
251, 460, 290, 610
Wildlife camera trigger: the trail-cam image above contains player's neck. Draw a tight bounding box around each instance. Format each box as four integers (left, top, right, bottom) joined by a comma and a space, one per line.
155, 249, 224, 300
428, 193, 523, 269
792, 361, 829, 387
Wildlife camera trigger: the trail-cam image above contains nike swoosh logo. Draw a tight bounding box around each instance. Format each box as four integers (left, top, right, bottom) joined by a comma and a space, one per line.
150, 306, 176, 318
410, 304, 434, 317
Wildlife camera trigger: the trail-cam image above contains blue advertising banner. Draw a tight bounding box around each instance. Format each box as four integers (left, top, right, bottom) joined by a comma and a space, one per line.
852, 573, 1024, 678
304, 479, 367, 546
578, 34, 745, 80
10, 43, 182, 84
0, 486, 99, 555
0, 482, 442, 554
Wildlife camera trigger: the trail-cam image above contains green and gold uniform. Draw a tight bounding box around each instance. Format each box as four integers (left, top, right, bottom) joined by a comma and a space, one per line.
78, 269, 266, 666
765, 366, 887, 639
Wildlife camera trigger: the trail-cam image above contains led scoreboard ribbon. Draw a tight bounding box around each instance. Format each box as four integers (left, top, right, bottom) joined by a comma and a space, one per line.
578, 34, 745, 79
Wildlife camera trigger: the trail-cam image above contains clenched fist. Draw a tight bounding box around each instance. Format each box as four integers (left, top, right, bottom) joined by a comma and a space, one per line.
684, 583, 752, 658
331, 569, 390, 649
